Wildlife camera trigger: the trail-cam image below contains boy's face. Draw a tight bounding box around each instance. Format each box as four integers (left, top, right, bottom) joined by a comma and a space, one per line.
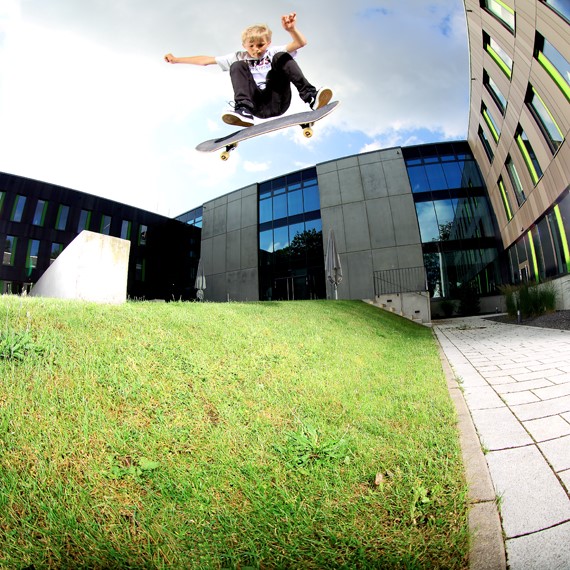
243, 37, 271, 59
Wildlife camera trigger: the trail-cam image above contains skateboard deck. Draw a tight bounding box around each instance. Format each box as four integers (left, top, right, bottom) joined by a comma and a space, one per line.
196, 101, 339, 160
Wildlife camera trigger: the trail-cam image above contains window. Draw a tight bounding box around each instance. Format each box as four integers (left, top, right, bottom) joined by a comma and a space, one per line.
26, 240, 40, 274
482, 103, 501, 142
50, 243, 63, 264
515, 127, 543, 184
483, 70, 507, 114
121, 220, 132, 240
479, 126, 495, 162
526, 86, 564, 152
0, 191, 5, 216
482, 0, 515, 31
498, 177, 513, 221
100, 215, 111, 235
55, 205, 70, 231
540, 0, 570, 22
78, 209, 91, 232
484, 33, 513, 78
505, 156, 526, 206
32, 200, 48, 226
535, 34, 570, 100
3, 235, 17, 265
10, 195, 26, 222
138, 225, 147, 245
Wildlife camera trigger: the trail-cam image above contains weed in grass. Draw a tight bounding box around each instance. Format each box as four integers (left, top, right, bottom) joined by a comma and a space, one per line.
0, 297, 469, 569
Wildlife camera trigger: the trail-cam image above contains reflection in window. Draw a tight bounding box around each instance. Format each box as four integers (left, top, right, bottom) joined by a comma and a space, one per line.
415, 201, 439, 242
505, 156, 526, 206
3, 235, 17, 266
78, 210, 91, 232
541, 0, 570, 21
26, 239, 40, 275
479, 126, 495, 162
516, 127, 543, 184
56, 205, 70, 231
100, 215, 111, 235
50, 243, 63, 264
121, 220, 132, 240
527, 86, 564, 152
484, 70, 507, 114
535, 34, 569, 100
498, 177, 513, 221
32, 200, 48, 226
11, 195, 26, 222
139, 225, 148, 245
484, 33, 513, 78
483, 0, 515, 31
482, 103, 501, 142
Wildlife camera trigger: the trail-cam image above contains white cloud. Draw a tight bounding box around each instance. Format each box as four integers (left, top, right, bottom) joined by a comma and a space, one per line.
0, 0, 470, 214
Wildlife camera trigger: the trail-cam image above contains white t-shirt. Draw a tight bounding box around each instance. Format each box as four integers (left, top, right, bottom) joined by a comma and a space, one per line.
215, 45, 297, 89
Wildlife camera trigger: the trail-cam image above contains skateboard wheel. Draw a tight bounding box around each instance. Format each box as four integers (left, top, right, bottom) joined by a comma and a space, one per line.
303, 127, 313, 138
220, 151, 230, 161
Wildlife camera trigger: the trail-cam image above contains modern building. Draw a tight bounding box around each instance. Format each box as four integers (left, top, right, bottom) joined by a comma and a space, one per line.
2, 0, 568, 312
465, 0, 569, 284
0, 172, 201, 300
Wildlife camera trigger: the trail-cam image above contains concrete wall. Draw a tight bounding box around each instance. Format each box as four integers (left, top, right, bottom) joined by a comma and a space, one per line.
318, 149, 424, 300
29, 230, 130, 304
200, 184, 259, 302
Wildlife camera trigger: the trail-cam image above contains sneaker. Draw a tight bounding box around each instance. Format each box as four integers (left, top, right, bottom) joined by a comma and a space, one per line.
222, 104, 254, 127
310, 87, 333, 111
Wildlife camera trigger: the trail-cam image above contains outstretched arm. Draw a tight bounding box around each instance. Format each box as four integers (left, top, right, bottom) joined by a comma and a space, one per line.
164, 54, 216, 65
281, 13, 307, 52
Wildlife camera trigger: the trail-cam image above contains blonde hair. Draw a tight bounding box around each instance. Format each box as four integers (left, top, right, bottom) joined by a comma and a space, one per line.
242, 24, 272, 44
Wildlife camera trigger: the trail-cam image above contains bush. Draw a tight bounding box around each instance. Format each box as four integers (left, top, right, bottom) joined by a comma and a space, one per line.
500, 282, 557, 318
439, 299, 456, 318
458, 282, 480, 316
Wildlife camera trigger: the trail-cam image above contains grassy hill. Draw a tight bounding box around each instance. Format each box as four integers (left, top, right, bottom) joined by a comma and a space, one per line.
0, 297, 468, 569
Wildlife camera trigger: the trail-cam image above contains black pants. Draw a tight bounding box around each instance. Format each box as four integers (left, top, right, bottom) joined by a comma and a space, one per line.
229, 52, 316, 118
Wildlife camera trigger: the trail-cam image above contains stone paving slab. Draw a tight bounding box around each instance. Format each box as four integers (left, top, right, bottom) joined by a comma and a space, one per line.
485, 446, 570, 538
523, 416, 570, 441
538, 435, 570, 472
463, 386, 505, 410
470, 407, 533, 450
511, 395, 570, 422
506, 521, 570, 570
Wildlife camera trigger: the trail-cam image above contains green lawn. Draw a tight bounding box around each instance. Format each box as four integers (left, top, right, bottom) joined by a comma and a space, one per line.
0, 297, 468, 569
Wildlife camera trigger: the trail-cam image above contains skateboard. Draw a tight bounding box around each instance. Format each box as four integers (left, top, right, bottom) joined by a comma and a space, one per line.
196, 101, 339, 161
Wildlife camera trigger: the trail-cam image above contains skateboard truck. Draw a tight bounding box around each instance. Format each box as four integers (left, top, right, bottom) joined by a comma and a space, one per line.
220, 143, 238, 161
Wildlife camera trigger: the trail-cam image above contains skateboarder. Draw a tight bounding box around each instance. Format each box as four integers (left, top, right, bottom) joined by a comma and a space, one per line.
164, 13, 333, 128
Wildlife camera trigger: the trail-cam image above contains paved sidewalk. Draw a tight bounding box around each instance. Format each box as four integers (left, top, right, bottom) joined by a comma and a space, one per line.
433, 316, 570, 570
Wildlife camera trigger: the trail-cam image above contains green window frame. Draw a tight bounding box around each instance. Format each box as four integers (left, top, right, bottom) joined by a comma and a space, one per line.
482, 104, 500, 142
527, 86, 564, 152
55, 205, 70, 231
10, 195, 26, 222
554, 204, 570, 273
536, 34, 570, 101
26, 239, 40, 275
483, 0, 515, 31
0, 191, 5, 216
32, 200, 48, 226
484, 33, 513, 78
515, 128, 543, 185
483, 70, 507, 114
505, 156, 526, 206
100, 215, 112, 235
78, 210, 92, 232
50, 242, 63, 264
3, 235, 17, 266
478, 126, 495, 162
121, 220, 132, 240
498, 177, 513, 221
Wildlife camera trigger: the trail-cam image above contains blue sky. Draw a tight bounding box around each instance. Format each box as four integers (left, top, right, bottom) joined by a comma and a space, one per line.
0, 0, 470, 217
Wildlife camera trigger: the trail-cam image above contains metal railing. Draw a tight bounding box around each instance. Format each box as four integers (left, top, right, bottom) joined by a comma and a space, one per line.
373, 266, 428, 297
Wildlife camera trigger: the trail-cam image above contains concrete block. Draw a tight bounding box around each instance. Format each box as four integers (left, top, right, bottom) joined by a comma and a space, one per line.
30, 231, 130, 304
538, 435, 570, 472
470, 407, 533, 450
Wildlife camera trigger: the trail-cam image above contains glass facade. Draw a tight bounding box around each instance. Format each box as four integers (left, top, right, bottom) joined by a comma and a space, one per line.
405, 142, 501, 299
506, 189, 570, 282
258, 168, 325, 301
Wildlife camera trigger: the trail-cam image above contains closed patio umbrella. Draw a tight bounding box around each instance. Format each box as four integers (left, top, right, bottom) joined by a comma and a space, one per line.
325, 229, 342, 300
195, 258, 206, 301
